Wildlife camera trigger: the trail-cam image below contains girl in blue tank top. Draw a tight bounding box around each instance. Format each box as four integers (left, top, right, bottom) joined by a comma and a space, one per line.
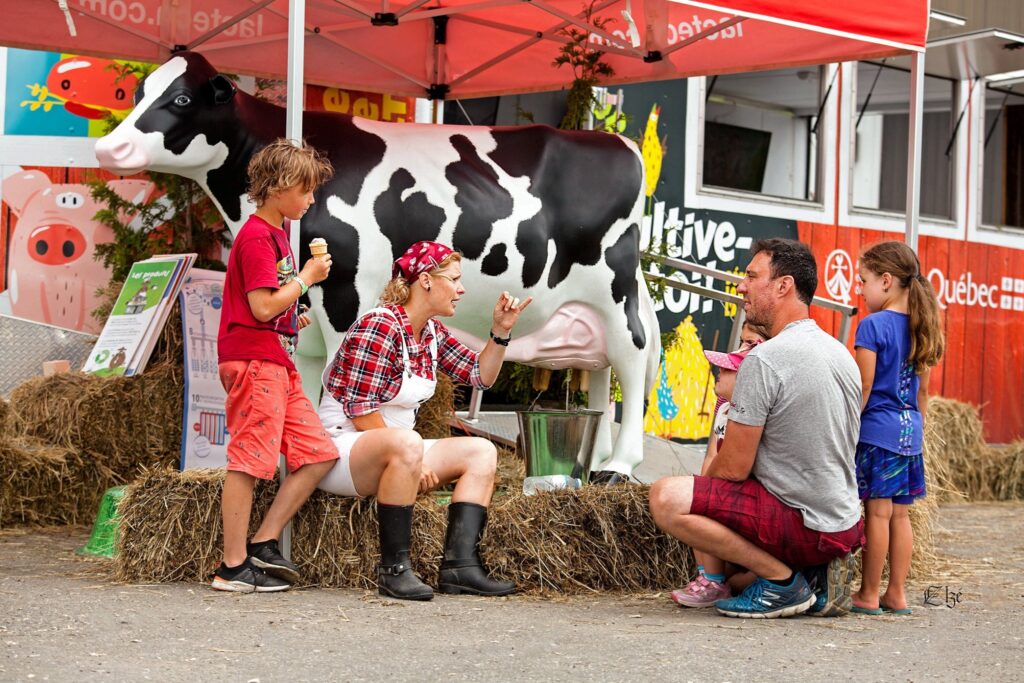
850, 241, 945, 616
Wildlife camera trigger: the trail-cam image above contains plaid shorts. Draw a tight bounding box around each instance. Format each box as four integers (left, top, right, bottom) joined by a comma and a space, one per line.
690, 476, 864, 568
220, 360, 338, 480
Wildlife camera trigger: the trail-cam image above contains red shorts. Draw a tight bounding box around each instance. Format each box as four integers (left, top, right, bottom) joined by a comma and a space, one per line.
219, 360, 338, 480
690, 476, 864, 568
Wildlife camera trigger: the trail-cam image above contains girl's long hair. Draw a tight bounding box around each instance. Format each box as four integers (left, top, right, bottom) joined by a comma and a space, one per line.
860, 241, 945, 372
379, 252, 462, 305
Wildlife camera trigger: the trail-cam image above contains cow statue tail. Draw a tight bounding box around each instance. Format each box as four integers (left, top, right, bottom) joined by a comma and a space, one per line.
641, 289, 661, 400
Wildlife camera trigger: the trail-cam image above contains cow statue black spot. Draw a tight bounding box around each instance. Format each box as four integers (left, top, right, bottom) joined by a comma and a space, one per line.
95, 51, 662, 481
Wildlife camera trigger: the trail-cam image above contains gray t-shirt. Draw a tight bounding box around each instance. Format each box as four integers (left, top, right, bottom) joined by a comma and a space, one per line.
729, 318, 861, 533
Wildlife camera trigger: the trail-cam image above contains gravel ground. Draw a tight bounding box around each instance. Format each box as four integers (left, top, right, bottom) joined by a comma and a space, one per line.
1, 502, 1022, 682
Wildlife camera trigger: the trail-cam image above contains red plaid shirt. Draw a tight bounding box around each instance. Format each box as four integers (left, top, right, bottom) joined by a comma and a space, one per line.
325, 305, 487, 418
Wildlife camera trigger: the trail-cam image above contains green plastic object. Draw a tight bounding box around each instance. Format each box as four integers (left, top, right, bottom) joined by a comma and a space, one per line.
515, 410, 603, 481
77, 486, 127, 558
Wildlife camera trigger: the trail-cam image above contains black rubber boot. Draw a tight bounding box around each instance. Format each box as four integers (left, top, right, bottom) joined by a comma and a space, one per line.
376, 502, 433, 601
437, 502, 515, 596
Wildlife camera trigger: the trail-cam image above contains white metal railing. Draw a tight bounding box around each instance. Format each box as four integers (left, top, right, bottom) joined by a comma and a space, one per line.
646, 254, 858, 348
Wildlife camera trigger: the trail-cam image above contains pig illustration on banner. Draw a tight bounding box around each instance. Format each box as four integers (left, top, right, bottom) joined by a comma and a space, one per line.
2, 170, 155, 332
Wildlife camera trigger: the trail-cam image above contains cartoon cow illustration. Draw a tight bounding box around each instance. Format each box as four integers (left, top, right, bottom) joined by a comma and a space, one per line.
94, 51, 661, 480
2, 170, 154, 332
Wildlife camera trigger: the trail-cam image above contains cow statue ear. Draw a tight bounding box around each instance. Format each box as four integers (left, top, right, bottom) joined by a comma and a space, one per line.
209, 74, 236, 105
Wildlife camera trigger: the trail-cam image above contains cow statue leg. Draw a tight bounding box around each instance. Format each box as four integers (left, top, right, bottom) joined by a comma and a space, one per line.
590, 293, 661, 484
586, 366, 614, 474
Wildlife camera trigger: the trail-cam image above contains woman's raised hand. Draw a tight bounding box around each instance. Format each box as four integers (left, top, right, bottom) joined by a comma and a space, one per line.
492, 291, 533, 335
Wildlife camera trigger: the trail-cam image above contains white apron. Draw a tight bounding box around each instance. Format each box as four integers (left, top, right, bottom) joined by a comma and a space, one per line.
317, 307, 439, 496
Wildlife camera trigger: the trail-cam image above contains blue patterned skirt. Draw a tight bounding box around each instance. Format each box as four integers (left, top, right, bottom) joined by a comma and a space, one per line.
855, 443, 926, 504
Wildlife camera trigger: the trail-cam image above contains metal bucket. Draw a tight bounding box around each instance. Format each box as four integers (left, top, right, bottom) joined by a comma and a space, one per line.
516, 409, 603, 482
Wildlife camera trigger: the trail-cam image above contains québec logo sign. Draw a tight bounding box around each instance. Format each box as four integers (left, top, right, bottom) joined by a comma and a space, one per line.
823, 248, 1024, 313
928, 269, 1024, 312
824, 249, 856, 305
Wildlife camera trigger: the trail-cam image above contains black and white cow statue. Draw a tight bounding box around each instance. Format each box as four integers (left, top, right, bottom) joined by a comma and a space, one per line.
95, 51, 661, 481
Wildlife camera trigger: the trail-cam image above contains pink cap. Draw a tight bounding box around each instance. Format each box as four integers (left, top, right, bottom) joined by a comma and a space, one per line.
703, 349, 747, 372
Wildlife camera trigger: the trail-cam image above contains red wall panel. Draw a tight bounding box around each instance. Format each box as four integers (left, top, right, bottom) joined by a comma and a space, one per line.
798, 221, 1024, 443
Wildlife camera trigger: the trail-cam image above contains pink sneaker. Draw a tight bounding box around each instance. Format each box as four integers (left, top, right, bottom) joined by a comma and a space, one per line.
671, 575, 732, 607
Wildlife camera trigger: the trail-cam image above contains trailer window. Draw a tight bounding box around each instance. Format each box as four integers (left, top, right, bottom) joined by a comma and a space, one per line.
981, 83, 1024, 230
851, 61, 956, 220
701, 66, 825, 202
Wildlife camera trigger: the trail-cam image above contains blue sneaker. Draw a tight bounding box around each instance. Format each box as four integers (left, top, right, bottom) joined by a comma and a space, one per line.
805, 552, 856, 617
715, 574, 815, 619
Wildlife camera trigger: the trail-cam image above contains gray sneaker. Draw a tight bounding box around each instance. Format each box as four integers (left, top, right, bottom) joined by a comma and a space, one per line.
806, 551, 856, 617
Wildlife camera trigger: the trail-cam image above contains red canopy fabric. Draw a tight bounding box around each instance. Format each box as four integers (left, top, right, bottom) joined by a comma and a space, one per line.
0, 0, 928, 98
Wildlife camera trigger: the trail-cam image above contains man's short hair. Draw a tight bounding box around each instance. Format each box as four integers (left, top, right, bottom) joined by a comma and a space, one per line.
750, 238, 818, 305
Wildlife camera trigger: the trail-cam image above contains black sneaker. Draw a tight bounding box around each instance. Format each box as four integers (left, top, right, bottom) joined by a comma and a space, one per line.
211, 559, 291, 593
247, 539, 300, 584
805, 552, 856, 617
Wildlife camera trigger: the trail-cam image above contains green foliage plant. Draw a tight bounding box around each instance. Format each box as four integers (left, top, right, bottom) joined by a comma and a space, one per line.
553, 1, 616, 130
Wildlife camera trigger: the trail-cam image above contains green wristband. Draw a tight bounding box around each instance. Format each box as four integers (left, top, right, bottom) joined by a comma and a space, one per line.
293, 275, 309, 296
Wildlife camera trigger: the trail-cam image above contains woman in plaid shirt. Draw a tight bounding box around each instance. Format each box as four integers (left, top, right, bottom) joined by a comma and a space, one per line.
318, 241, 531, 601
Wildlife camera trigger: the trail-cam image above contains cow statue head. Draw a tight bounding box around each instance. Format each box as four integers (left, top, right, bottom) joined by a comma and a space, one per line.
95, 53, 265, 230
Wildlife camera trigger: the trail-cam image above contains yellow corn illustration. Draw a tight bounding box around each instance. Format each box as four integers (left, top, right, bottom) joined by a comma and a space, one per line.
644, 316, 717, 440
641, 104, 663, 198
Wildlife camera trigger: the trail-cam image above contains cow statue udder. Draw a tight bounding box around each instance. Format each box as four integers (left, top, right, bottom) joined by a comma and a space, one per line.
94, 52, 661, 479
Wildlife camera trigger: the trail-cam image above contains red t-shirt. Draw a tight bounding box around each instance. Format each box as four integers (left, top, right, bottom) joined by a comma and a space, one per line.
217, 215, 299, 371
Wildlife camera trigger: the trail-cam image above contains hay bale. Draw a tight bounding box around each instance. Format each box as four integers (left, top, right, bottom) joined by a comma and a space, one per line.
413, 374, 455, 440
8, 362, 182, 475
0, 436, 113, 526
990, 441, 1024, 501
484, 485, 694, 593
0, 308, 184, 529
115, 468, 694, 593
923, 398, 1024, 502
115, 469, 275, 583
0, 398, 18, 435
924, 398, 992, 501
496, 445, 526, 492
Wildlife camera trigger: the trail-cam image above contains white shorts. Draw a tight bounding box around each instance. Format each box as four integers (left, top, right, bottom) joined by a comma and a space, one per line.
316, 430, 439, 497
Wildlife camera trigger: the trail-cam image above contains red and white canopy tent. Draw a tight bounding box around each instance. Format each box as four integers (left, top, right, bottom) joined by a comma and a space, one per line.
6, 1, 928, 98
2, 0, 930, 240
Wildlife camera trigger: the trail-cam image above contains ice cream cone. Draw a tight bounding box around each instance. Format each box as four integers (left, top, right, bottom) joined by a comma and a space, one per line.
309, 238, 329, 259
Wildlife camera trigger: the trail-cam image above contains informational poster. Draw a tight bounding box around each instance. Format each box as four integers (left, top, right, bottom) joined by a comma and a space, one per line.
82, 254, 195, 376
178, 269, 229, 470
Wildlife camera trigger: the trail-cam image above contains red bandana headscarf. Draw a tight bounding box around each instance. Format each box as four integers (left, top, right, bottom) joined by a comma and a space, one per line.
392, 241, 455, 282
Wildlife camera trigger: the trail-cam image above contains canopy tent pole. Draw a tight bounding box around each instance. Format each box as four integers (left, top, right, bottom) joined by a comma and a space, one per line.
905, 50, 924, 252
280, 0, 307, 562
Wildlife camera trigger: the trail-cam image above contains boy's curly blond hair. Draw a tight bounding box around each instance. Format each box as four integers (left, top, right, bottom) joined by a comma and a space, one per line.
246, 139, 333, 206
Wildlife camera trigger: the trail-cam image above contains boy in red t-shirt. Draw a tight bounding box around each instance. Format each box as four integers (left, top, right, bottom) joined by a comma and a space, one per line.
212, 139, 338, 592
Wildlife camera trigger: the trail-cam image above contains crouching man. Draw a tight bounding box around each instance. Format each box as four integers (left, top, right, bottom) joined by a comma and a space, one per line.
650, 239, 864, 618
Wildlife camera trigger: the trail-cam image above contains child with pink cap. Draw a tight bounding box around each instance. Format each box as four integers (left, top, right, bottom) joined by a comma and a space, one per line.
671, 328, 764, 607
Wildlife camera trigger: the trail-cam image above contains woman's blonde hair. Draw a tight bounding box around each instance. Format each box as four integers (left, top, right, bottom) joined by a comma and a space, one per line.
860, 240, 945, 371
246, 138, 333, 206
380, 252, 462, 305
